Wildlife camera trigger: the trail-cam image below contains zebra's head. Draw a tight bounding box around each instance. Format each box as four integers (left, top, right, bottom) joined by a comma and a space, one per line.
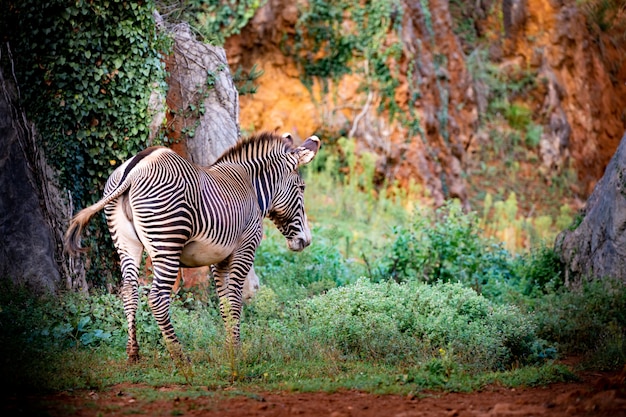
269, 134, 321, 252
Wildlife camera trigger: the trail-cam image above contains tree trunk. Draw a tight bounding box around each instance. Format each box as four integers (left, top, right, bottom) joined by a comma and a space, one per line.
160, 17, 240, 165
0, 44, 84, 294
151, 16, 258, 292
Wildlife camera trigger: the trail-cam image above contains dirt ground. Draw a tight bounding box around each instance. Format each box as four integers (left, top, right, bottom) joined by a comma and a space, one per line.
5, 367, 626, 417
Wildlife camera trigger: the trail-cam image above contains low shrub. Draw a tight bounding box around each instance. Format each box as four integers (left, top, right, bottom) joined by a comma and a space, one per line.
293, 278, 544, 371
254, 224, 362, 301
531, 279, 626, 361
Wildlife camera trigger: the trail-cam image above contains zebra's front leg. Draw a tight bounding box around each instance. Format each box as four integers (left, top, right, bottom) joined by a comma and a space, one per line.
148, 255, 184, 359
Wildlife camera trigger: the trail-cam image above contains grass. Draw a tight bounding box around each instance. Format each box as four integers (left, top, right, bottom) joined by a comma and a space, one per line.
0, 328, 578, 398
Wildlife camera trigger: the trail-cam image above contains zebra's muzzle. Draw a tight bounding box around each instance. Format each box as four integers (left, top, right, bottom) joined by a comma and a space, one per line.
288, 236, 310, 252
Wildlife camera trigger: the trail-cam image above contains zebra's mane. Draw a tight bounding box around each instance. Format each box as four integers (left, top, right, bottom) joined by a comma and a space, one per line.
213, 131, 293, 165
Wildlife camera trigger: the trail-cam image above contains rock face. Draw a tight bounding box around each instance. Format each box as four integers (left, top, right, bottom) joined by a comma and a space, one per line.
398, 0, 478, 209
226, 0, 478, 209
508, 0, 626, 194
556, 132, 626, 284
226, 0, 626, 204
0, 61, 64, 293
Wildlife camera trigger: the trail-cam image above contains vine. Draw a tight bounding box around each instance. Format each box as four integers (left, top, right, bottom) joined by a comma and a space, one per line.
156, 0, 266, 45
2, 0, 169, 287
284, 0, 404, 118
232, 63, 264, 96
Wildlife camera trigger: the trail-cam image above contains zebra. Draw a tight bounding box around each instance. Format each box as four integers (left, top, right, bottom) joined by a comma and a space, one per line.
65, 132, 320, 362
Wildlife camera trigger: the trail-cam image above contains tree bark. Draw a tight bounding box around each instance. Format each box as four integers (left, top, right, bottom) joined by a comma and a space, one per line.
162, 19, 240, 165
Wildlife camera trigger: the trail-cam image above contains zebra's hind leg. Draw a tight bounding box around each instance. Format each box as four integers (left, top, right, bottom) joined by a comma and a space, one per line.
120, 257, 141, 363
212, 259, 251, 349
108, 213, 144, 363
148, 255, 186, 361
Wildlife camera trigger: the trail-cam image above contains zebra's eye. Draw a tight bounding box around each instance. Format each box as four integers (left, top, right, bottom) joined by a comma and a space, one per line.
298, 184, 306, 192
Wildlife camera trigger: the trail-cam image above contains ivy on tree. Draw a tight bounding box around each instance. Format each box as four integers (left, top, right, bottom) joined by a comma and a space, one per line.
2, 0, 169, 287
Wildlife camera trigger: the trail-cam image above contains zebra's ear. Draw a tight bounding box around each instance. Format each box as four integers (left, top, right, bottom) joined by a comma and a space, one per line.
293, 135, 321, 166
282, 132, 294, 147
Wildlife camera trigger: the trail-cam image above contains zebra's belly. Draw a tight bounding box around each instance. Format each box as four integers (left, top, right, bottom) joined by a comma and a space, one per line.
180, 240, 234, 267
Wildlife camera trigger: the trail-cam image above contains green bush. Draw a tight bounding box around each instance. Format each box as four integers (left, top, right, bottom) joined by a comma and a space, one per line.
0, 283, 223, 357
505, 103, 533, 131
532, 279, 626, 360
295, 278, 543, 371
156, 0, 264, 45
254, 225, 362, 301
515, 245, 564, 296
525, 123, 543, 149
3, 0, 168, 204
377, 201, 518, 298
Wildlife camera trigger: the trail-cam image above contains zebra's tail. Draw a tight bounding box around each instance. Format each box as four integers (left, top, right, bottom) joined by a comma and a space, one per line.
65, 147, 163, 255
64, 204, 102, 255
64, 175, 133, 255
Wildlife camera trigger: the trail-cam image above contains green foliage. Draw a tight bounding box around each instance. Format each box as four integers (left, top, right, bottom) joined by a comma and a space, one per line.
579, 0, 626, 33
466, 48, 537, 123
448, 0, 484, 53
289, 0, 354, 82
516, 245, 564, 296
525, 123, 543, 149
377, 201, 516, 297
531, 279, 626, 360
285, 0, 404, 116
3, 0, 168, 200
2, 0, 169, 286
254, 225, 358, 301
157, 0, 266, 45
505, 103, 533, 131
0, 123, 622, 395
232, 63, 264, 96
555, 204, 575, 231
297, 278, 542, 370
42, 293, 118, 348
586, 321, 626, 371
487, 363, 577, 387
1, 217, 624, 395
295, 139, 409, 277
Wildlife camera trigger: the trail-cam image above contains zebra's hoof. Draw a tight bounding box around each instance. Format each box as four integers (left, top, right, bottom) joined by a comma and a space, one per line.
127, 351, 140, 364
167, 343, 190, 364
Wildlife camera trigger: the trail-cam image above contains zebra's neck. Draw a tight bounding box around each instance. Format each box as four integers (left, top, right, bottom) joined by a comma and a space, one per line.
248, 159, 283, 216
212, 133, 293, 216
211, 157, 284, 217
